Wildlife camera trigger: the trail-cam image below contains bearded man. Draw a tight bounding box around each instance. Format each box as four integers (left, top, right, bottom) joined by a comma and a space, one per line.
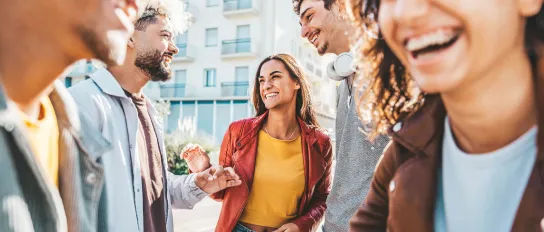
69, 2, 241, 232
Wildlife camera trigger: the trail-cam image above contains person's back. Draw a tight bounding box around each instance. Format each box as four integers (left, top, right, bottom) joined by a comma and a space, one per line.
0, 0, 139, 231
292, 0, 388, 231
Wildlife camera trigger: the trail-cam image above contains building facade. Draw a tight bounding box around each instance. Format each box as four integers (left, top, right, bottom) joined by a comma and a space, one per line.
65, 0, 338, 145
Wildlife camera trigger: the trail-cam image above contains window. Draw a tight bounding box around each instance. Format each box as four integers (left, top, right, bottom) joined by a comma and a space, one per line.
235, 66, 249, 82
197, 101, 214, 137
167, 101, 181, 133
233, 100, 249, 121
204, 69, 216, 87
236, 25, 250, 39
176, 33, 188, 56
206, 0, 219, 7
215, 100, 231, 142
174, 70, 187, 84
205, 28, 218, 47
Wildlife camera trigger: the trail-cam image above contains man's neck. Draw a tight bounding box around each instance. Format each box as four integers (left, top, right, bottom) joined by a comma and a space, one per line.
108, 64, 150, 97
332, 22, 356, 55
442, 48, 536, 154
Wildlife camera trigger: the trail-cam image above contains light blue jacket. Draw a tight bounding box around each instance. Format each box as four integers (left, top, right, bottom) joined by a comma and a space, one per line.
69, 68, 207, 232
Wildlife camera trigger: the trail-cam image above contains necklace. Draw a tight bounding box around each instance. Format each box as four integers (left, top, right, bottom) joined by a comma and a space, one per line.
264, 124, 297, 140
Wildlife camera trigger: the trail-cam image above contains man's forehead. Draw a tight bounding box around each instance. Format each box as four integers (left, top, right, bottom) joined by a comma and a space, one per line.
153, 16, 173, 32
299, 0, 320, 15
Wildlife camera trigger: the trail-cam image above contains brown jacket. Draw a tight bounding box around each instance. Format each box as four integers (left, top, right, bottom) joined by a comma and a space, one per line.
349, 92, 544, 231
210, 111, 333, 232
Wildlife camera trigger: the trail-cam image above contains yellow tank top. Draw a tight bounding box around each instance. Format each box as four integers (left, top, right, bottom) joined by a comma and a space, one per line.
239, 130, 305, 228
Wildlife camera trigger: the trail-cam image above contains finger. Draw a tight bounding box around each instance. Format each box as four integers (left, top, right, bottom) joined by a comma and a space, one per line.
223, 167, 240, 180
212, 165, 225, 180
225, 180, 242, 188
197, 171, 212, 182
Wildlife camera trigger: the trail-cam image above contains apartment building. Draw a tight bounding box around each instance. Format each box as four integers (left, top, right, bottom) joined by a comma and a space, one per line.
64, 0, 338, 144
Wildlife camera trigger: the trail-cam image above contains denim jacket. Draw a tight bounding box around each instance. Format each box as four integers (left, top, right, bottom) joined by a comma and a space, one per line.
0, 80, 111, 232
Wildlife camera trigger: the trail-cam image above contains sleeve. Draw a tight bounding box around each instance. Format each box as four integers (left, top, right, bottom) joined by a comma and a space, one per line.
167, 172, 208, 209
291, 137, 333, 232
349, 141, 396, 232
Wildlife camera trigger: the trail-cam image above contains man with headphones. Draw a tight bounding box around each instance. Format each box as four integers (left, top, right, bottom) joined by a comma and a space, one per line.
293, 1, 389, 231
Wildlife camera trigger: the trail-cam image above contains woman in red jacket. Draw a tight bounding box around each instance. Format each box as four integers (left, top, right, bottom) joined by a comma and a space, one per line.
209, 53, 333, 232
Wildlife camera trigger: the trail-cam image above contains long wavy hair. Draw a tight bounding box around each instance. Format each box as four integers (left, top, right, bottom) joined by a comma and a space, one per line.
346, 0, 544, 140
252, 53, 321, 128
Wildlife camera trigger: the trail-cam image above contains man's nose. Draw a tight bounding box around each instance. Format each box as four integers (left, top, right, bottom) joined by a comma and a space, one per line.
301, 25, 311, 39
169, 41, 179, 55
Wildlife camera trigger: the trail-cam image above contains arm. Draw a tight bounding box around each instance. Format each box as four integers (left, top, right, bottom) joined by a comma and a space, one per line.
349, 142, 396, 232
291, 138, 333, 232
167, 172, 208, 209
209, 123, 236, 201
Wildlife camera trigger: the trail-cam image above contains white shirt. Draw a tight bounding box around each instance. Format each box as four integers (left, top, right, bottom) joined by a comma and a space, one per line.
434, 117, 537, 232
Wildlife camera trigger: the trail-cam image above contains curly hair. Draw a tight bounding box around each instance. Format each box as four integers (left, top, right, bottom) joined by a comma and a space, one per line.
135, 0, 191, 36
292, 0, 339, 15
346, 0, 544, 140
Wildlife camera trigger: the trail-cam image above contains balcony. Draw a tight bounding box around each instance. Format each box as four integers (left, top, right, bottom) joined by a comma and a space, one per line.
221, 81, 250, 97
174, 44, 194, 62
221, 38, 257, 59
223, 0, 258, 17
160, 83, 186, 98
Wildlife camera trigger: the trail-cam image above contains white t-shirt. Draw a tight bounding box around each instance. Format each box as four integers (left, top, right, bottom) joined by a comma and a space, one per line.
434, 117, 537, 232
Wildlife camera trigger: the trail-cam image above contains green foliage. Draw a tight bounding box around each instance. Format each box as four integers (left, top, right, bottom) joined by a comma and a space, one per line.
164, 130, 217, 175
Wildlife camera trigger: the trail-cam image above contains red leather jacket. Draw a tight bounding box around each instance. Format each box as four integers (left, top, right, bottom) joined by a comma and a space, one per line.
210, 112, 333, 232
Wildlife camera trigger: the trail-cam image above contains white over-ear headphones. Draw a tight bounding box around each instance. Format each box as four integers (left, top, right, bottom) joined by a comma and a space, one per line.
327, 39, 363, 81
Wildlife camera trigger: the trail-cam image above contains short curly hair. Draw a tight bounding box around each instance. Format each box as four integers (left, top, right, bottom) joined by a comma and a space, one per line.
292, 0, 337, 15
135, 0, 191, 36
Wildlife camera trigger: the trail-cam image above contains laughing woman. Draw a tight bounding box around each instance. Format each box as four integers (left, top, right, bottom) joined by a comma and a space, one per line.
209, 53, 332, 232
346, 0, 544, 231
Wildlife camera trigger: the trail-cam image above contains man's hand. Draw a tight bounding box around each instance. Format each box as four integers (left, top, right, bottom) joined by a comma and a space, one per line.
273, 223, 300, 232
181, 143, 211, 173
194, 165, 241, 194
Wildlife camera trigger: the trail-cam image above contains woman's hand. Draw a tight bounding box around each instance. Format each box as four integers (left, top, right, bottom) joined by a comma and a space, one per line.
273, 223, 300, 232
180, 143, 211, 173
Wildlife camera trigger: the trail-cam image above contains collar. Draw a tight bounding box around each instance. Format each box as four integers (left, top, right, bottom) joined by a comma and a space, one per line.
90, 68, 130, 99
391, 88, 544, 161
237, 111, 318, 149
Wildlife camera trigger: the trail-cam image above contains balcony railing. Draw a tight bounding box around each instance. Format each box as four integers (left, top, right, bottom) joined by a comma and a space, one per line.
222, 38, 251, 55
223, 0, 252, 11
160, 83, 186, 98
221, 81, 249, 96
175, 44, 187, 57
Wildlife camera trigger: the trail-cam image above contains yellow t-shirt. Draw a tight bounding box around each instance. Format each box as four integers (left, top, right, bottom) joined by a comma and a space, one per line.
17, 97, 60, 187
239, 130, 305, 228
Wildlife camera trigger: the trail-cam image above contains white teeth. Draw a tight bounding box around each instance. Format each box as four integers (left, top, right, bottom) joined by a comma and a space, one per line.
266, 93, 278, 99
406, 29, 458, 52
310, 33, 318, 44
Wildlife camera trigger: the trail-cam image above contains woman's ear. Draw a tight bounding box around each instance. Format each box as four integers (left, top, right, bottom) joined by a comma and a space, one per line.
295, 82, 301, 90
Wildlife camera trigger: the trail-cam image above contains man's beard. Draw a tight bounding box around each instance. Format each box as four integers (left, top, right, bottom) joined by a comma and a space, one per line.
317, 11, 338, 56
134, 49, 173, 82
